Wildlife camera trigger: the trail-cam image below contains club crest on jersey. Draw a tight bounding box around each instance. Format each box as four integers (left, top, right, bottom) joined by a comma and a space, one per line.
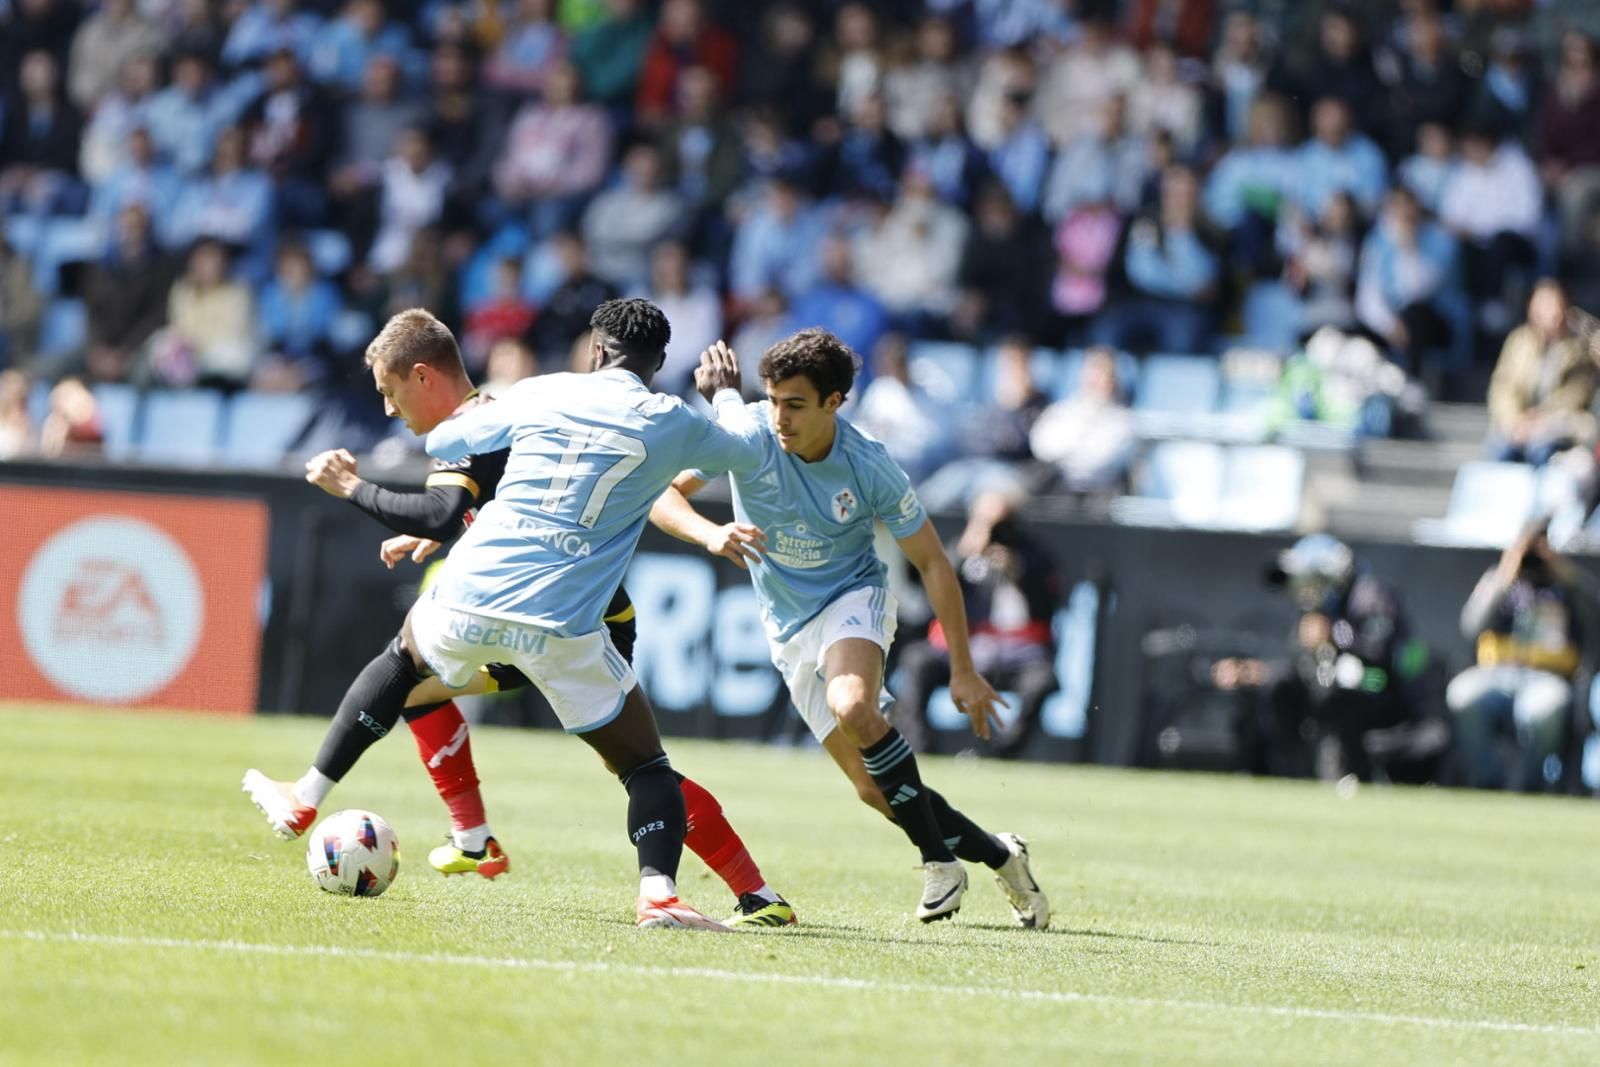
831, 488, 858, 522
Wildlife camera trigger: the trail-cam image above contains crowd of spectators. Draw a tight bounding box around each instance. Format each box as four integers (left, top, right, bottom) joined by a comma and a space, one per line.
4, 0, 1600, 484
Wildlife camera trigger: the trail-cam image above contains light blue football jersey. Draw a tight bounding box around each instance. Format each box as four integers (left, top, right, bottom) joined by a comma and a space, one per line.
694, 400, 929, 642
425, 370, 761, 635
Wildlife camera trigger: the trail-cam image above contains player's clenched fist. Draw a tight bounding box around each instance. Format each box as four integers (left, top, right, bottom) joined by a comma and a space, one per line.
695, 340, 742, 401
305, 448, 363, 499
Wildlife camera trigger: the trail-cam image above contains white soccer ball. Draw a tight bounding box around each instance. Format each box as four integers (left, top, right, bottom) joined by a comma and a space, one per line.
305, 809, 400, 897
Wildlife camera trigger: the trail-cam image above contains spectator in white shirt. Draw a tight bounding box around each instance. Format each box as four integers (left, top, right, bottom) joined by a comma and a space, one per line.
1029, 346, 1136, 494
368, 127, 450, 274
1438, 125, 1542, 321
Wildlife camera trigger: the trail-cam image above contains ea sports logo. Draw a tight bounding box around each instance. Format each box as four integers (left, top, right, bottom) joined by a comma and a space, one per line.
17, 516, 204, 703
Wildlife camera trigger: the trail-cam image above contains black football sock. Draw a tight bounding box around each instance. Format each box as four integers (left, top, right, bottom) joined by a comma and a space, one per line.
312, 638, 424, 781
400, 699, 448, 724
861, 729, 955, 864
926, 789, 1010, 869
620, 754, 686, 883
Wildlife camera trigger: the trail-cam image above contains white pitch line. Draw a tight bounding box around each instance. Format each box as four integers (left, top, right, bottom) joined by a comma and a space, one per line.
4, 929, 1598, 1040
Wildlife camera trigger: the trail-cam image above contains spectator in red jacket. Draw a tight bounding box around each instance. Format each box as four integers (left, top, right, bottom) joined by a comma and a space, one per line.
635, 0, 736, 128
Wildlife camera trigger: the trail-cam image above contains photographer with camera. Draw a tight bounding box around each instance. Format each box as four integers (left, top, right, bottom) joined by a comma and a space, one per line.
1446, 520, 1600, 790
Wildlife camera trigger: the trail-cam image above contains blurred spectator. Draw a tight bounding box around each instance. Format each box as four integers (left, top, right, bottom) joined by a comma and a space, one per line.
1042, 94, 1147, 225
901, 90, 986, 218
963, 0, 1077, 50
163, 0, 227, 63
1271, 6, 1384, 133
1384, 7, 1470, 157
1292, 97, 1388, 221
78, 52, 162, 188
740, 4, 829, 133
824, 2, 884, 121
729, 288, 790, 393
241, 48, 332, 227
0, 236, 44, 371
39, 377, 103, 459
527, 230, 616, 362
151, 238, 257, 390
657, 65, 745, 216
785, 234, 888, 367
144, 51, 230, 176
729, 174, 823, 305
0, 369, 34, 459
167, 125, 274, 264
1127, 41, 1202, 154
1268, 327, 1411, 440
1448, 522, 1598, 789
643, 240, 720, 396
222, 0, 322, 72
1034, 15, 1140, 146
1396, 121, 1455, 215
1129, 0, 1217, 59
87, 124, 181, 246
83, 204, 175, 382
1468, 26, 1538, 138
984, 88, 1050, 217
1029, 346, 1135, 494
579, 143, 683, 289
893, 490, 1061, 757
328, 55, 424, 261
1355, 186, 1469, 381
1539, 31, 1600, 257
0, 50, 84, 216
255, 241, 341, 390
378, 225, 459, 328
1282, 191, 1361, 333
1204, 92, 1297, 275
368, 126, 450, 274
921, 335, 1051, 510
1049, 198, 1122, 333
636, 0, 737, 128
1438, 126, 1540, 317
308, 0, 410, 94
570, 0, 654, 109
1209, 9, 1270, 142
951, 184, 1053, 344
484, 336, 539, 393
1, 0, 81, 101
966, 44, 1036, 151
1485, 279, 1595, 464
852, 332, 955, 482
66, 0, 161, 111
493, 60, 611, 238
464, 256, 537, 369
423, 42, 499, 209
484, 0, 567, 98
1094, 164, 1219, 355
883, 14, 971, 141
820, 90, 906, 203
855, 168, 969, 328
1262, 534, 1446, 784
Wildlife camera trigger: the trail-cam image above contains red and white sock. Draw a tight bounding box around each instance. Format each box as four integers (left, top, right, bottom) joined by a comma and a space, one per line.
406, 702, 491, 850
679, 775, 776, 902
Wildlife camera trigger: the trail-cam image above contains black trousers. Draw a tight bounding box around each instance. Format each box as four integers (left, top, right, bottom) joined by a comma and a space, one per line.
893, 639, 1058, 756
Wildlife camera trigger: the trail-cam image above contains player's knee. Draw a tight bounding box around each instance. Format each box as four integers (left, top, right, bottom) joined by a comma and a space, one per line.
827, 677, 876, 730
616, 751, 671, 789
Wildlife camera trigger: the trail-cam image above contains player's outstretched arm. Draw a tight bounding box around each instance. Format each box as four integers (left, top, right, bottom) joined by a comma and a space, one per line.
306, 449, 475, 541
649, 472, 766, 569
897, 519, 1008, 740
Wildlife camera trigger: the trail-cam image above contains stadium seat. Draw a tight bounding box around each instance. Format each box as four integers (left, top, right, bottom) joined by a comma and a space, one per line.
1115, 440, 1226, 526
1412, 461, 1538, 547
38, 299, 87, 359
139, 389, 225, 466
1240, 281, 1304, 352
89, 383, 141, 460
978, 346, 1061, 401
222, 391, 315, 468
33, 217, 102, 296
305, 230, 352, 277
1219, 445, 1305, 531
1133, 354, 1221, 437
907, 340, 979, 403
1054, 348, 1140, 402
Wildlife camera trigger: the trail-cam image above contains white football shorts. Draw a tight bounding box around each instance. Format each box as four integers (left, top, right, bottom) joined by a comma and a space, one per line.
769, 585, 898, 742
410, 592, 635, 734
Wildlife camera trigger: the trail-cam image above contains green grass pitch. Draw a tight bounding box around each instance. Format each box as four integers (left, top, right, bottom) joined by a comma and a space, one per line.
3, 704, 1598, 1065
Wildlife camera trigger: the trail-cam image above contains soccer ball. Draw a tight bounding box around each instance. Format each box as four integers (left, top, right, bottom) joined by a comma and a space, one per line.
305, 809, 400, 897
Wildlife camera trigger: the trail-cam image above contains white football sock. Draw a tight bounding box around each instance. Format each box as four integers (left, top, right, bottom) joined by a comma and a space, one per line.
294, 768, 335, 808
452, 823, 491, 853
639, 874, 676, 902
750, 883, 781, 904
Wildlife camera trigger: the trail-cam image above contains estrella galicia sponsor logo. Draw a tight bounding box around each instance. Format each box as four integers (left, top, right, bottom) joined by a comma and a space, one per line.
765, 521, 830, 570
445, 614, 549, 655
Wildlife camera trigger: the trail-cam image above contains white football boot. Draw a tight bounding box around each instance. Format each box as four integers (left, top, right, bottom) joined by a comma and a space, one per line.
993, 832, 1050, 929
241, 769, 318, 840
916, 859, 969, 923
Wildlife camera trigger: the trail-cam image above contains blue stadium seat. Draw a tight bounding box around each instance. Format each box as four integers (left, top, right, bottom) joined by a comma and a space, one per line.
222, 391, 315, 468
38, 299, 87, 359
1413, 461, 1538, 547
978, 346, 1060, 401
1219, 445, 1305, 531
907, 340, 979, 403
139, 389, 224, 466
1113, 440, 1226, 527
33, 217, 102, 296
1133, 354, 1221, 436
90, 383, 141, 460
1241, 281, 1304, 352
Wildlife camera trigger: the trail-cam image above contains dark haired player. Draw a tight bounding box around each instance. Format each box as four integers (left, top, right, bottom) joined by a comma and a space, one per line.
245, 305, 794, 928
650, 331, 1050, 926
